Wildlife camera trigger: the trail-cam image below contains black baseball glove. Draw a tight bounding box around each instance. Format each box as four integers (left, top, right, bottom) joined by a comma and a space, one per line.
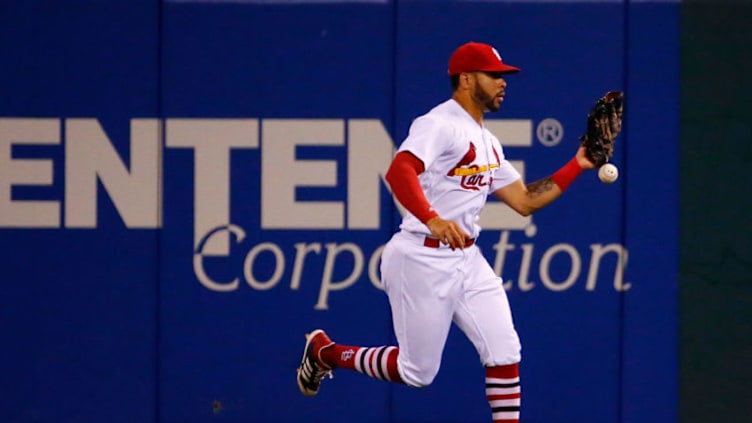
580, 91, 624, 167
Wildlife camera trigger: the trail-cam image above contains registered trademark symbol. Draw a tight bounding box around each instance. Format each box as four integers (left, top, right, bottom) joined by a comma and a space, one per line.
536, 118, 563, 147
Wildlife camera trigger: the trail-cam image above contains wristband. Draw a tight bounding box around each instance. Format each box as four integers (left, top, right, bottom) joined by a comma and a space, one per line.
551, 157, 584, 191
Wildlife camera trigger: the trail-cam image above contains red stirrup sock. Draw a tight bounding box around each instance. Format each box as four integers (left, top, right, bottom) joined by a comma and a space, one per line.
321, 344, 403, 383
486, 363, 521, 423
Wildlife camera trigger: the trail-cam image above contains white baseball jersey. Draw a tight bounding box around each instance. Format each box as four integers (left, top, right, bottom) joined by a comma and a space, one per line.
397, 98, 521, 238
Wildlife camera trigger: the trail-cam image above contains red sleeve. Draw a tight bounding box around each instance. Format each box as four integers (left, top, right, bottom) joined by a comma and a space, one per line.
385, 151, 439, 224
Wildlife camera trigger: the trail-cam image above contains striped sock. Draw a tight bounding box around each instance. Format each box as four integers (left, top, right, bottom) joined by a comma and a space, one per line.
321, 344, 403, 383
486, 363, 521, 423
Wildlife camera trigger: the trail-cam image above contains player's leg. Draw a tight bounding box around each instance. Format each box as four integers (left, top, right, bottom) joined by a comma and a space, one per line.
296, 328, 402, 397
453, 247, 522, 423
296, 237, 407, 396
380, 233, 461, 387
319, 331, 403, 381
297, 233, 458, 394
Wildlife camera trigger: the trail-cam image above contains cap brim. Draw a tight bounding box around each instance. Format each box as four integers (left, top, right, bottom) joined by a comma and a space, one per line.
485, 63, 521, 74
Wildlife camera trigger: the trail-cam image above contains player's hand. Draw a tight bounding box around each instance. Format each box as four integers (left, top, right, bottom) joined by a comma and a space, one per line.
575, 146, 597, 170
426, 216, 471, 250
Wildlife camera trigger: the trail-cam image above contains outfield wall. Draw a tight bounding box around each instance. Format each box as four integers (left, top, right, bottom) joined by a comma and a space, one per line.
0, 1, 678, 422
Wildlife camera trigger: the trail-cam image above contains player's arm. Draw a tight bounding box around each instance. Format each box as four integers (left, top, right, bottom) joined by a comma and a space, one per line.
385, 151, 470, 249
493, 146, 596, 216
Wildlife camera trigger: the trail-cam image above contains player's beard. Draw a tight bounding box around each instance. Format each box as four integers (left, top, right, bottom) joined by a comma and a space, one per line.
474, 84, 501, 112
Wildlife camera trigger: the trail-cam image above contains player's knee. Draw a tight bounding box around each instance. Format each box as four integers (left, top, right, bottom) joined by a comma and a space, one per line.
401, 372, 435, 388
481, 334, 522, 366
398, 362, 440, 388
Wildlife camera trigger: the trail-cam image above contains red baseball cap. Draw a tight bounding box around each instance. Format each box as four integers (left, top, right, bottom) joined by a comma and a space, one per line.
447, 42, 520, 76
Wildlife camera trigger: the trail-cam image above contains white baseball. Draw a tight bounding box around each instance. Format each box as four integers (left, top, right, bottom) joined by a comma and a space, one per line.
598, 163, 619, 183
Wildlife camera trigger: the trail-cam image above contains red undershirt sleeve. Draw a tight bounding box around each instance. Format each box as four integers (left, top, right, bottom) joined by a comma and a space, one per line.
385, 151, 439, 224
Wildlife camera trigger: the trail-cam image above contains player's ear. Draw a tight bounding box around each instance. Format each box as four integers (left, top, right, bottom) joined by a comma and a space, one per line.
461, 72, 472, 87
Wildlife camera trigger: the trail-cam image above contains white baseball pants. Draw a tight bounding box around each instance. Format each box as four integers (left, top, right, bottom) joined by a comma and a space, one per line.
380, 230, 521, 388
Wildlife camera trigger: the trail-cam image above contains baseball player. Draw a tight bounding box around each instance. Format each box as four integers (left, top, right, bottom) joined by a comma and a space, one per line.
297, 41, 600, 423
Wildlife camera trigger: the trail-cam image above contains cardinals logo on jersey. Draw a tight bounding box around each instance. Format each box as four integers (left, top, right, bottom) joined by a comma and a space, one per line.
447, 142, 501, 191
